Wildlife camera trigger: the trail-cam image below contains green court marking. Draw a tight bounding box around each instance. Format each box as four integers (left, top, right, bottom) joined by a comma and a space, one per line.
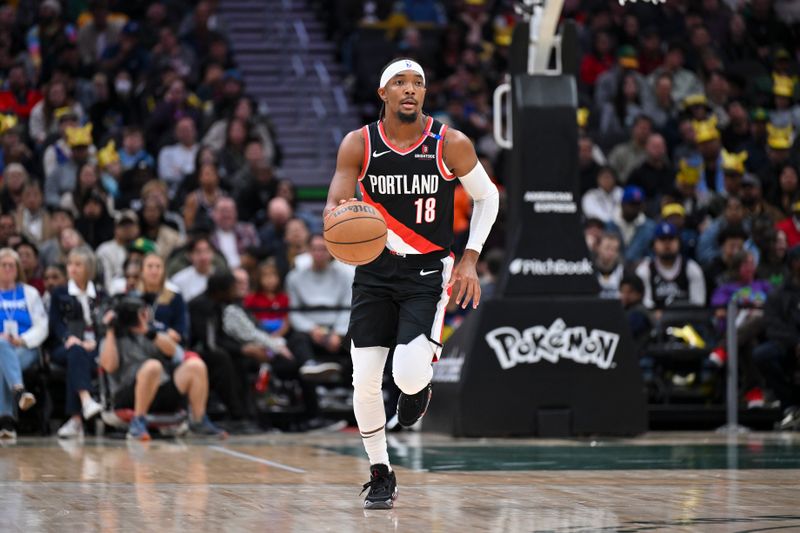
323, 444, 800, 471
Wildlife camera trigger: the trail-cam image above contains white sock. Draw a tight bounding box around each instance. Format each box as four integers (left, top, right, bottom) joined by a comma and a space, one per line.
351, 343, 391, 469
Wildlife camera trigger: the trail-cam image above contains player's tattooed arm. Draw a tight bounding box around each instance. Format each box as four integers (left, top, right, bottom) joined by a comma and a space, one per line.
441, 127, 478, 177
325, 128, 363, 218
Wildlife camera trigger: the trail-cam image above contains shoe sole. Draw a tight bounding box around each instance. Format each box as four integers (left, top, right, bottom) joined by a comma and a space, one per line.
364, 488, 398, 510
299, 367, 341, 382
397, 387, 432, 427
18, 394, 36, 411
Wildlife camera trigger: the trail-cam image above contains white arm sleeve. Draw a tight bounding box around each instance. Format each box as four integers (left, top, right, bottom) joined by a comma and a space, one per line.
458, 161, 499, 255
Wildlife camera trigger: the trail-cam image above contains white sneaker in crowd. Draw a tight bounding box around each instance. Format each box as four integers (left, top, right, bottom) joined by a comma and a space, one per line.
57, 417, 84, 439
82, 397, 103, 420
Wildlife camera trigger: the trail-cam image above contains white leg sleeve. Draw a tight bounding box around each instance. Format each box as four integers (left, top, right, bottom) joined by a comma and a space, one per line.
351, 342, 391, 467
392, 334, 435, 395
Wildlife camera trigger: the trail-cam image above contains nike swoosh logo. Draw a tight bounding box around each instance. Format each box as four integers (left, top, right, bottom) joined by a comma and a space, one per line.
419, 269, 439, 276
373, 150, 391, 158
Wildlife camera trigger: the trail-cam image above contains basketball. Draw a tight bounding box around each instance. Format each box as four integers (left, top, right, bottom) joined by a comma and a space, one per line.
324, 200, 387, 265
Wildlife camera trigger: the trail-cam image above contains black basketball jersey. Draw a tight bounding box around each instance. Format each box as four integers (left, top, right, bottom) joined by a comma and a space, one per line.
357, 116, 457, 255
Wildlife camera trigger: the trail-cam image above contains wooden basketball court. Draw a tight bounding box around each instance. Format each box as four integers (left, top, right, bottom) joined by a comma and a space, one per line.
2, 430, 799, 531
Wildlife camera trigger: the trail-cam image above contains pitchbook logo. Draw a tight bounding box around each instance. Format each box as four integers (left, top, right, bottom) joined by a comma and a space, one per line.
485, 319, 619, 371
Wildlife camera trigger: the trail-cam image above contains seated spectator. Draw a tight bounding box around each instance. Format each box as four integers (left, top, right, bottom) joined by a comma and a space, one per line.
42, 263, 67, 313
210, 197, 258, 269
607, 185, 657, 264
203, 96, 277, 167
38, 208, 75, 268
28, 80, 84, 147
99, 296, 226, 441
157, 116, 199, 199
579, 30, 614, 91
60, 163, 114, 218
286, 235, 351, 366
138, 195, 183, 260
138, 253, 187, 344
99, 22, 151, 80
608, 115, 652, 183
707, 150, 748, 215
45, 124, 94, 208
169, 236, 217, 303
776, 201, 800, 248
77, 0, 125, 67
258, 197, 292, 260
619, 274, 653, 378
708, 251, 771, 407
147, 77, 201, 150
14, 181, 50, 246
244, 259, 289, 335
661, 203, 698, 260
232, 144, 276, 219
756, 229, 788, 287
766, 163, 799, 217
0, 118, 34, 176
703, 224, 748, 299
139, 179, 186, 238
96, 210, 139, 290
628, 134, 673, 216
599, 71, 647, 144
594, 232, 624, 299
0, 248, 49, 440
283, 218, 313, 272
0, 163, 28, 214
741, 173, 784, 225
0, 64, 42, 120
581, 166, 621, 224
578, 135, 603, 196
697, 196, 746, 266
275, 179, 322, 234
217, 118, 249, 179
754, 246, 800, 430
759, 123, 793, 199
49, 246, 106, 439
74, 190, 115, 249
635, 222, 706, 309
14, 241, 44, 294
183, 163, 226, 231
108, 255, 142, 296
41, 109, 82, 180
648, 40, 703, 105
118, 126, 154, 172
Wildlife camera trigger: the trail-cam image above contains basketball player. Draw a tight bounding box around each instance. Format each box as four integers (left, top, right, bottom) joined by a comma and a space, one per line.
325, 59, 499, 509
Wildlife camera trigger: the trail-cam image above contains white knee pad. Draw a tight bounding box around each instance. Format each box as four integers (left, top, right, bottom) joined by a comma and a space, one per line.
351, 342, 390, 396
392, 334, 435, 395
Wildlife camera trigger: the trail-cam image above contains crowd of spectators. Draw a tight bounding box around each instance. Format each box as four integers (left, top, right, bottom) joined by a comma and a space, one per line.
0, 0, 359, 441
326, 0, 800, 430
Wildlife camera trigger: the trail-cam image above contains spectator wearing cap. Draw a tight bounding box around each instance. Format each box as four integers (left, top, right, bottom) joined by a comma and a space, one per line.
99, 21, 151, 78
743, 108, 769, 173
635, 222, 706, 309
14, 181, 51, 246
0, 64, 42, 120
45, 124, 95, 208
741, 173, 784, 224
697, 195, 747, 265
661, 203, 698, 259
769, 74, 800, 130
776, 201, 800, 248
581, 166, 621, 224
594, 45, 655, 112
96, 210, 140, 289
628, 133, 674, 217
665, 159, 708, 230
608, 115, 653, 183
758, 123, 793, 199
42, 108, 83, 180
607, 184, 657, 264
707, 149, 748, 214
753, 245, 800, 430
647, 40, 703, 105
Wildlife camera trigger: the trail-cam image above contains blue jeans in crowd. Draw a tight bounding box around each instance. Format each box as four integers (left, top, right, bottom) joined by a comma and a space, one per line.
0, 339, 39, 418
50, 344, 97, 416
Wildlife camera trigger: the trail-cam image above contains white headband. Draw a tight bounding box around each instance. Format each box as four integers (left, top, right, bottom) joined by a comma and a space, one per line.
379, 59, 425, 89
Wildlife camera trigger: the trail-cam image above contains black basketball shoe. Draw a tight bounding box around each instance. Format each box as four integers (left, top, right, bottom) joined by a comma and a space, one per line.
397, 383, 432, 427
360, 464, 398, 510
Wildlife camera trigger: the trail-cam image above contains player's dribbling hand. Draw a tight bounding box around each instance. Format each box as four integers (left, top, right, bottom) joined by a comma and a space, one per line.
448, 250, 481, 309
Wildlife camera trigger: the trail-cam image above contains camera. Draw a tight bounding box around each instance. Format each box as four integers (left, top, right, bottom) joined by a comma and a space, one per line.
96, 295, 147, 336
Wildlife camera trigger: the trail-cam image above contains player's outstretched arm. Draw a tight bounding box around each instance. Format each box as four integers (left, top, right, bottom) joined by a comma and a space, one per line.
324, 129, 364, 218
443, 128, 500, 309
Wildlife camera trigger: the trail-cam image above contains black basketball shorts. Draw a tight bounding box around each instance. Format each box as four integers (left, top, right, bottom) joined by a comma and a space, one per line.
348, 248, 454, 359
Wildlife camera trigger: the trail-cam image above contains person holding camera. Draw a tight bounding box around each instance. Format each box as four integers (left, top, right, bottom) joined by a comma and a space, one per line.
99, 295, 227, 441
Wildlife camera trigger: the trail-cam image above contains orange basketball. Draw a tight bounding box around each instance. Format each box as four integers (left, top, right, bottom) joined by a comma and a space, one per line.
323, 200, 387, 265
